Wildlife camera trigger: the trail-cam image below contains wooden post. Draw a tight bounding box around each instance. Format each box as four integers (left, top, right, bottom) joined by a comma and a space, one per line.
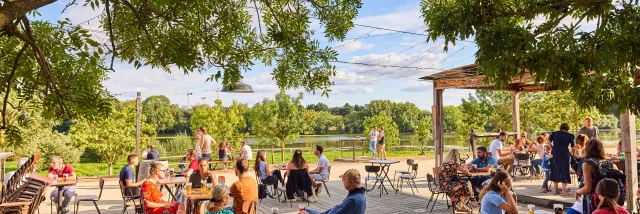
135, 92, 141, 182
470, 129, 477, 158
510, 91, 520, 134
620, 109, 637, 212
340, 140, 343, 158
352, 140, 356, 161
433, 89, 444, 166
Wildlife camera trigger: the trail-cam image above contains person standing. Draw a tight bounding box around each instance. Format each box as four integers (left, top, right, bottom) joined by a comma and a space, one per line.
240, 140, 252, 160
549, 123, 576, 195
48, 156, 77, 213
309, 145, 330, 195
489, 132, 514, 174
377, 127, 387, 160
578, 117, 599, 139
200, 126, 216, 161
369, 126, 379, 159
195, 129, 203, 159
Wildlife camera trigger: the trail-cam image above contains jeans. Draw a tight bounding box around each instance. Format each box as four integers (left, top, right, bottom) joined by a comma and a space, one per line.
542, 170, 550, 189
530, 159, 542, 175
369, 140, 377, 157
469, 175, 490, 199
51, 186, 76, 209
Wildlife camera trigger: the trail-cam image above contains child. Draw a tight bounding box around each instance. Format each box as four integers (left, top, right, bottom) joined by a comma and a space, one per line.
541, 145, 552, 193
592, 178, 629, 214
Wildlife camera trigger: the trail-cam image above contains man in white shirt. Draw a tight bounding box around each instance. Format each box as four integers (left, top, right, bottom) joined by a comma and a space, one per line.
489, 132, 514, 174
240, 140, 253, 160
369, 126, 379, 159
310, 145, 330, 195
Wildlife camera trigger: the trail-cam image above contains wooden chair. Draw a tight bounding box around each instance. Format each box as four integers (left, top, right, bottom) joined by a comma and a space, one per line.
242, 200, 258, 214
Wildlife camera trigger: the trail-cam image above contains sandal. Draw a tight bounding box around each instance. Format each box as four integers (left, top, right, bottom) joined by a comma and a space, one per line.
561, 191, 572, 196
455, 207, 471, 213
553, 191, 561, 195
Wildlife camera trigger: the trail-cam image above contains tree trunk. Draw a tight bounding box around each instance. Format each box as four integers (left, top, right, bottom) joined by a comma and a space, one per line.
280, 140, 285, 162
108, 162, 113, 175
0, 0, 58, 29
0, 128, 5, 153
270, 144, 274, 164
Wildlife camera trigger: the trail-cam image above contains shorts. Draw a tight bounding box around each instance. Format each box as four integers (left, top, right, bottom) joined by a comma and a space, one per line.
378, 141, 385, 145
313, 174, 329, 181
201, 153, 212, 161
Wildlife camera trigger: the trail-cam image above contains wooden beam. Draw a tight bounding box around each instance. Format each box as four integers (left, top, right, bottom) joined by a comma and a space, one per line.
511, 91, 520, 134
432, 89, 444, 167
621, 109, 637, 212
434, 78, 486, 89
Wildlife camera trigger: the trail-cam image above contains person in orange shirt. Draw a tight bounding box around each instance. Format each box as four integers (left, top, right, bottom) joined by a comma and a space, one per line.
229, 159, 258, 214
141, 162, 180, 214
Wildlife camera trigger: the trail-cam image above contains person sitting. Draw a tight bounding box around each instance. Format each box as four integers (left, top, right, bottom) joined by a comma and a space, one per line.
489, 132, 514, 174
3, 157, 28, 186
225, 141, 235, 160
189, 159, 216, 189
438, 149, 476, 213
141, 162, 179, 214
514, 132, 532, 148
592, 178, 629, 214
205, 184, 234, 214
300, 169, 366, 214
120, 154, 147, 196
47, 156, 77, 213
145, 145, 161, 160
479, 169, 518, 214
309, 145, 330, 195
176, 149, 198, 177
218, 142, 228, 169
229, 159, 258, 214
284, 149, 317, 202
239, 140, 252, 160
469, 147, 496, 195
254, 150, 285, 192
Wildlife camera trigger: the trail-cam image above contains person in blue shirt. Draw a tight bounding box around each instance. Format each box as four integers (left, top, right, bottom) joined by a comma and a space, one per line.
470, 146, 497, 196
300, 169, 366, 214
119, 154, 147, 196
480, 169, 518, 214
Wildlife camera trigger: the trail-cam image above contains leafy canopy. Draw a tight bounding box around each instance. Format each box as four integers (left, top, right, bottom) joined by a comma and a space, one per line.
421, 0, 640, 114
362, 112, 400, 148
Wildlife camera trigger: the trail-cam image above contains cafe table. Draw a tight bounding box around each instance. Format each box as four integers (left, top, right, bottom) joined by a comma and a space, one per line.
365, 159, 400, 194
179, 188, 211, 214
159, 176, 188, 201
50, 179, 78, 214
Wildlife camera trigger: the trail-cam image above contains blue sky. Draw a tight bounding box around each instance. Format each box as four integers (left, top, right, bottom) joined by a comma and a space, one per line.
36, 0, 488, 109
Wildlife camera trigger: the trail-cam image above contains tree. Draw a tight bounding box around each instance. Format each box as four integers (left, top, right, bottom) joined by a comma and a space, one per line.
172, 105, 192, 134
312, 111, 334, 134
190, 99, 247, 148
442, 105, 463, 133
362, 112, 399, 148
249, 91, 305, 161
307, 103, 329, 112
303, 110, 317, 134
421, 0, 640, 114
0, 0, 363, 139
71, 100, 155, 175
339, 103, 354, 117
142, 95, 175, 133
345, 111, 366, 134
416, 115, 433, 155
365, 100, 394, 117
391, 102, 422, 133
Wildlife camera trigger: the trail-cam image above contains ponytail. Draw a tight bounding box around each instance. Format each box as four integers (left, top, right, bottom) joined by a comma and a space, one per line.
595, 178, 621, 214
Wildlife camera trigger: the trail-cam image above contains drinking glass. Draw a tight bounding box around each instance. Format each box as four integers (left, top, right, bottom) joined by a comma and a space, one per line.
206, 183, 212, 195
298, 204, 305, 212
63, 173, 69, 181
553, 204, 563, 214
201, 180, 206, 191
52, 175, 58, 183
186, 182, 192, 194
218, 176, 225, 185
271, 207, 279, 214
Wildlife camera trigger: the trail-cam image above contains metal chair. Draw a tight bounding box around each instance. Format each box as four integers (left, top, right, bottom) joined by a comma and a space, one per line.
313, 165, 331, 197
393, 159, 414, 184
74, 178, 104, 214
397, 163, 419, 195
254, 170, 275, 203
427, 167, 451, 213
364, 165, 383, 197
119, 181, 141, 214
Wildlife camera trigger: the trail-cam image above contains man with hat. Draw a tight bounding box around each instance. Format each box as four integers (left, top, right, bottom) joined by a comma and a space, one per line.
300, 169, 366, 214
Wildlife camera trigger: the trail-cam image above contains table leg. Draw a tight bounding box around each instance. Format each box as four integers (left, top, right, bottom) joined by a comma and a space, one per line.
379, 164, 391, 194
57, 186, 63, 214
163, 184, 178, 201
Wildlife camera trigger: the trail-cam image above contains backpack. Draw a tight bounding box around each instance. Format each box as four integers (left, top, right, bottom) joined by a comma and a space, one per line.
586, 159, 626, 206
258, 184, 269, 199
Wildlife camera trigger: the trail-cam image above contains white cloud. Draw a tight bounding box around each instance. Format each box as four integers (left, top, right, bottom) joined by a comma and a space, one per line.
401, 81, 433, 92
349, 48, 447, 80
331, 86, 373, 94
331, 71, 378, 85
529, 15, 598, 32
334, 40, 374, 53
354, 6, 425, 35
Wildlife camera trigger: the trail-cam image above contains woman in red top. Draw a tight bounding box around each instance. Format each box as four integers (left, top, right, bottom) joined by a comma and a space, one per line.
592, 178, 629, 214
141, 162, 179, 214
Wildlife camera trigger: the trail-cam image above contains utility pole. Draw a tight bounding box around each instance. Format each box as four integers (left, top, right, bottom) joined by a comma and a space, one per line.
186, 92, 193, 107
135, 92, 141, 182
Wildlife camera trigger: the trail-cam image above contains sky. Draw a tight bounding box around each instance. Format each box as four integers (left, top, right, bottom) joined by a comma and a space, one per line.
36, 0, 503, 110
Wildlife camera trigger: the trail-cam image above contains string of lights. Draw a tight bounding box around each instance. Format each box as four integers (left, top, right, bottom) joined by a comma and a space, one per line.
319, 31, 402, 44
335, 40, 429, 69
343, 43, 444, 80
331, 29, 377, 49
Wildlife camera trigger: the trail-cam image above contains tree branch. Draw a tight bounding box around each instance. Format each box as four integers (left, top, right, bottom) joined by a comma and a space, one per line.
122, 0, 166, 66
0, 0, 57, 29
2, 44, 27, 129
61, 0, 77, 13
105, 0, 117, 70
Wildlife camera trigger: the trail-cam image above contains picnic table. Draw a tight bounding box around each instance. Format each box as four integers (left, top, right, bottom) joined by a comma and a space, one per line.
365, 159, 400, 194
159, 176, 187, 201
208, 160, 235, 170
50, 179, 78, 214
274, 164, 287, 171
179, 188, 211, 214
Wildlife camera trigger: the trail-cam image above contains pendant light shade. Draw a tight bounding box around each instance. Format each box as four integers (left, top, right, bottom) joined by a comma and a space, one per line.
221, 80, 254, 93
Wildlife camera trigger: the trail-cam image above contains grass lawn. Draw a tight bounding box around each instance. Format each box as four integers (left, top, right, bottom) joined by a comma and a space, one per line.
2, 150, 434, 177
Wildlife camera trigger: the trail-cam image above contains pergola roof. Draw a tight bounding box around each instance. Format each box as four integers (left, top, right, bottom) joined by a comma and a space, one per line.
420, 64, 640, 92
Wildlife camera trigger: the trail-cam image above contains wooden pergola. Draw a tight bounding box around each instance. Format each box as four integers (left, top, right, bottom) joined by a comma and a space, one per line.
420, 63, 639, 210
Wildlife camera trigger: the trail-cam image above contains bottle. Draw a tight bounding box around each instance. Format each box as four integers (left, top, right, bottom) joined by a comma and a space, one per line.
621, 153, 625, 159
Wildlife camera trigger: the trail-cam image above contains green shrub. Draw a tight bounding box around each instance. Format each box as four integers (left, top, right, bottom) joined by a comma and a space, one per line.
16, 127, 82, 170
160, 132, 194, 156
